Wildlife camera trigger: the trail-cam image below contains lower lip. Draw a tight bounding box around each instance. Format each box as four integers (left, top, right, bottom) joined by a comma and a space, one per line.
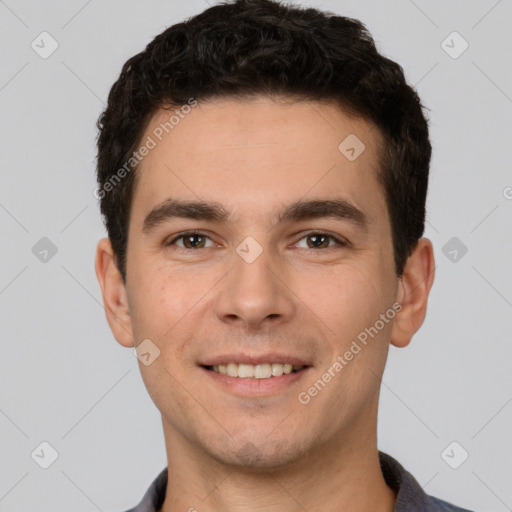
201, 367, 310, 396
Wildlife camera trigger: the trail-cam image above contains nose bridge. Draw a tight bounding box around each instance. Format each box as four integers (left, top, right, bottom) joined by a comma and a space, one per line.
214, 237, 294, 328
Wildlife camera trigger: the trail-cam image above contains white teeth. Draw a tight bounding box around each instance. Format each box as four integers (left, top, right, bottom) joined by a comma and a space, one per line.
271, 363, 284, 377
254, 364, 271, 379
226, 363, 238, 377
238, 364, 255, 378
211, 363, 304, 379
227, 363, 238, 377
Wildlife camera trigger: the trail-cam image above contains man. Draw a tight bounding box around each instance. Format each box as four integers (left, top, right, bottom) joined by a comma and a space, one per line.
94, 0, 474, 511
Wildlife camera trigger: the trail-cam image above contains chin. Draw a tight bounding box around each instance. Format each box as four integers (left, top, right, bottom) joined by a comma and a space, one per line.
206, 435, 307, 471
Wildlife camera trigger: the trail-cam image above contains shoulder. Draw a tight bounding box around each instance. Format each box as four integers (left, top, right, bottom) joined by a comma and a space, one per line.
429, 495, 475, 512
120, 467, 168, 512
378, 451, 475, 512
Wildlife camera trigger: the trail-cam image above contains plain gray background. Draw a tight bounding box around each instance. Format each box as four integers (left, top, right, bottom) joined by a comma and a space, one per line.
0, 0, 511, 511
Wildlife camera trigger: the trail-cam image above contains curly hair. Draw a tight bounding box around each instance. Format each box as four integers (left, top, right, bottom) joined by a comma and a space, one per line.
96, 0, 431, 282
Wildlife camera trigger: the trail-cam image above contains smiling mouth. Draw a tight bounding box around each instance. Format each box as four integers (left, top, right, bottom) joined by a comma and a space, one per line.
203, 363, 307, 379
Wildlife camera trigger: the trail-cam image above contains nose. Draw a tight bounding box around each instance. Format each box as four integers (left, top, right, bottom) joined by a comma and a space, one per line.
213, 242, 296, 331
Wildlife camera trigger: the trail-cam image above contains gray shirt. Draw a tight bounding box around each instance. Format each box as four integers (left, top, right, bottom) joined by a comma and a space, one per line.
124, 451, 474, 512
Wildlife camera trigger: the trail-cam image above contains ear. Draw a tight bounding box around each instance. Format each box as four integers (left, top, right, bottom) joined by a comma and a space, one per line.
95, 238, 134, 347
390, 237, 435, 348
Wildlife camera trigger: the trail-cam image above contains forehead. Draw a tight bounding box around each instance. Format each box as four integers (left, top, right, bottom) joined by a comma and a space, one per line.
145, 96, 382, 157
131, 96, 387, 227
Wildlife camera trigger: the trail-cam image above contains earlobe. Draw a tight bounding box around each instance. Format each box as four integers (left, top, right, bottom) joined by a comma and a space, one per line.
95, 238, 135, 347
390, 238, 435, 348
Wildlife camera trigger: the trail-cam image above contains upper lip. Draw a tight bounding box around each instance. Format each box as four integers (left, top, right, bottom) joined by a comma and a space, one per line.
200, 354, 311, 367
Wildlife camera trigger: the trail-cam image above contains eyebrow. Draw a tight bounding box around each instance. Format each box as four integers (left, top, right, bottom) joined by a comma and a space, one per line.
142, 197, 368, 233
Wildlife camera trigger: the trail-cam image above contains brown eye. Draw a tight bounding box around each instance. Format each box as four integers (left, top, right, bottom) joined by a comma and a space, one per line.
296, 232, 347, 250
306, 234, 330, 248
182, 234, 206, 248
166, 231, 213, 249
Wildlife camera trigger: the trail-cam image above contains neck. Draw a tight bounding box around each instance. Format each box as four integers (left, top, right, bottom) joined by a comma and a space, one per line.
158, 418, 396, 512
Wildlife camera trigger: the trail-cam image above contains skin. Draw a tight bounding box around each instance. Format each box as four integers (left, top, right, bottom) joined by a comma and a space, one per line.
96, 96, 435, 512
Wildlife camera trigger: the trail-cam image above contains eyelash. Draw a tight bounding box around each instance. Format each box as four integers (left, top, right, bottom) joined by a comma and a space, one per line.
164, 230, 348, 251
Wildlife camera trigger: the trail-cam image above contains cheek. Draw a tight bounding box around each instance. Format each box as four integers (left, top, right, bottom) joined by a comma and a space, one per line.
128, 264, 217, 364
317, 268, 393, 395
315, 263, 387, 336
130, 257, 191, 318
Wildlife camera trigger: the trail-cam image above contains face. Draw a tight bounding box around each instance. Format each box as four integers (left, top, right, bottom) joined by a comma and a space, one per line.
118, 97, 402, 468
